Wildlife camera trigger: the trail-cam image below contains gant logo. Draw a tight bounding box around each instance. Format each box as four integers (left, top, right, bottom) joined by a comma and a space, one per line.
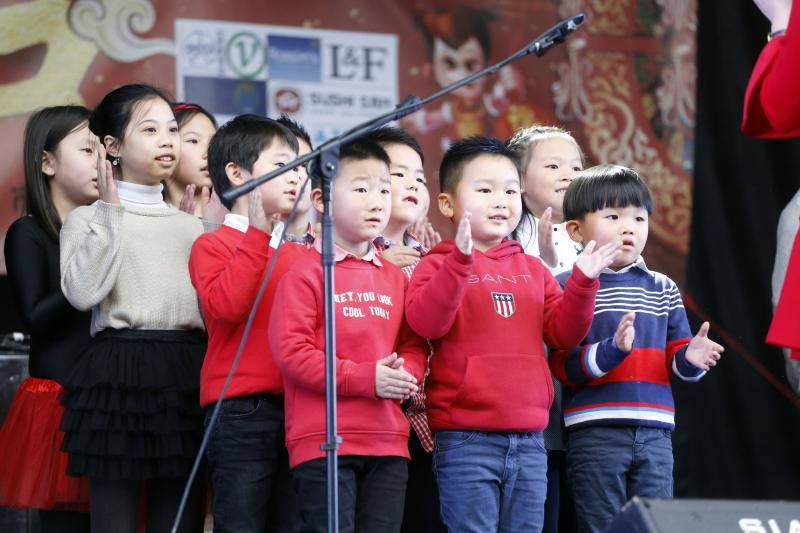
491, 292, 516, 318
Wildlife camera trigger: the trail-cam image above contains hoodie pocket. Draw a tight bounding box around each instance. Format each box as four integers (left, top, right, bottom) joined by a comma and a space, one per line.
449, 353, 554, 430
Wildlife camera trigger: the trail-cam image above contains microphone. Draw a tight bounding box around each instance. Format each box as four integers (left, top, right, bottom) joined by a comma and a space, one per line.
528, 13, 586, 57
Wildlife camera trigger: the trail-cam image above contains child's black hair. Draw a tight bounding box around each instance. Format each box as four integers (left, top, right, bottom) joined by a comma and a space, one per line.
439, 135, 518, 194
90, 84, 174, 162
173, 102, 218, 130
363, 126, 424, 165
23, 105, 92, 240
276, 114, 313, 149
207, 114, 299, 209
311, 138, 390, 190
563, 164, 653, 221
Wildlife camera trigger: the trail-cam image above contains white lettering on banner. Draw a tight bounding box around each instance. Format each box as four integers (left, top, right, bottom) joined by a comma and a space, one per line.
738, 518, 800, 533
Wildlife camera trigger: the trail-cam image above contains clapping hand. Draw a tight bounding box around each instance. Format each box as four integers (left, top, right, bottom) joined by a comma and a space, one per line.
685, 322, 725, 372
574, 240, 623, 279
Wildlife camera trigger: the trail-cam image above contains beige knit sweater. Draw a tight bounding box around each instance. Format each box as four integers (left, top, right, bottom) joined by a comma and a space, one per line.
60, 200, 205, 335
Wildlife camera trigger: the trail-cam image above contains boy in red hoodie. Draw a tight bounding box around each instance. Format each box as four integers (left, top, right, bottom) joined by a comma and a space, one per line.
269, 138, 428, 533
188, 115, 305, 532
405, 136, 621, 532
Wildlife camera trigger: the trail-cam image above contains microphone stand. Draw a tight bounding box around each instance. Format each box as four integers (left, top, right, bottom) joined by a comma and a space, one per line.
220, 13, 585, 533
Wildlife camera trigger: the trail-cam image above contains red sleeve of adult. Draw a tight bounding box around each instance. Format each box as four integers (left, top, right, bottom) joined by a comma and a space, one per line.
541, 263, 599, 350
768, 229, 800, 350
742, 0, 800, 138
405, 247, 473, 339
189, 227, 272, 323
269, 270, 376, 399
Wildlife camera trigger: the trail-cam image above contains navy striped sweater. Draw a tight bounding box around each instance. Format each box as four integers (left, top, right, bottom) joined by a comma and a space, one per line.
551, 261, 704, 431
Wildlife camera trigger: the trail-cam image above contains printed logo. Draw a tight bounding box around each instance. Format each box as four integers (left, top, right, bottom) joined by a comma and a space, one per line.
182, 30, 221, 69
491, 292, 516, 318
225, 31, 266, 79
275, 88, 301, 113
267, 35, 321, 82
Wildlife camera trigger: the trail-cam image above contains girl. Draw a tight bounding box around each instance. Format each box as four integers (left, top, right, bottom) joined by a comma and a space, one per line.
165, 102, 218, 218
58, 84, 205, 533
0, 105, 97, 533
507, 125, 585, 274
506, 124, 586, 533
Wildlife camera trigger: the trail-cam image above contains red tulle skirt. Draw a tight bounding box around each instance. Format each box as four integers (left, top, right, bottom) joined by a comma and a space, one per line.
0, 377, 89, 511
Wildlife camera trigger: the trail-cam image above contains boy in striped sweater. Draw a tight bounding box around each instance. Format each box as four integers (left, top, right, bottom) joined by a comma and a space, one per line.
550, 165, 724, 533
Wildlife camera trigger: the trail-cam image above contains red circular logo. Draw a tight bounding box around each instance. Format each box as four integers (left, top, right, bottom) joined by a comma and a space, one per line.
275, 88, 301, 113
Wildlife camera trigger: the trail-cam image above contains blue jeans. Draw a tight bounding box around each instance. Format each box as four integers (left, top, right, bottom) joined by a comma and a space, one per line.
567, 426, 674, 533
433, 431, 547, 533
204, 394, 299, 533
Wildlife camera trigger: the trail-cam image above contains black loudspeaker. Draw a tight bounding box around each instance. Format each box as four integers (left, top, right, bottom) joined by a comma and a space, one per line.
606, 497, 800, 533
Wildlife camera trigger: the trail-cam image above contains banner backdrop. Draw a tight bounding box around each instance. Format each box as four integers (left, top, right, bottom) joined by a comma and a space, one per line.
0, 0, 696, 288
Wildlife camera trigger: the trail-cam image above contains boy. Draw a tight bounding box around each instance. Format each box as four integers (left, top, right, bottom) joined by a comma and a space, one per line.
552, 164, 724, 533
404, 136, 621, 532
276, 114, 316, 244
364, 126, 444, 533
188, 114, 304, 533
269, 138, 428, 533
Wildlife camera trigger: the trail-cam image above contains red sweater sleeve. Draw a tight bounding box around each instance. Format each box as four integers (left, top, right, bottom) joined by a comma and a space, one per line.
742, 0, 800, 138
393, 278, 429, 381
405, 247, 473, 339
189, 227, 272, 323
269, 270, 377, 399
541, 263, 599, 350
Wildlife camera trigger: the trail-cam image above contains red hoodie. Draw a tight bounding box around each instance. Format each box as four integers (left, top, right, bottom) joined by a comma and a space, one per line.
405, 240, 598, 433
269, 246, 428, 468
189, 225, 304, 406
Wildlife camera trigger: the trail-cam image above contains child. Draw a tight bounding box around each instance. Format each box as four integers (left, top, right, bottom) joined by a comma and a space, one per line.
363, 126, 445, 533
551, 165, 724, 533
188, 114, 304, 532
506, 124, 586, 533
405, 136, 620, 532
0, 106, 96, 533
58, 84, 206, 533
269, 138, 428, 533
277, 114, 316, 244
507, 125, 585, 273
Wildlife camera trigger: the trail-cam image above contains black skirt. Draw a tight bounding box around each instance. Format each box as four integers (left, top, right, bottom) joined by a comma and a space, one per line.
59, 329, 205, 480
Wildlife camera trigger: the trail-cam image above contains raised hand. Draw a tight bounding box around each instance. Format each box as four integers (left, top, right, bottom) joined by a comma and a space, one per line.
574, 240, 622, 279
425, 221, 442, 249
248, 188, 270, 233
375, 353, 419, 400
96, 146, 120, 205
381, 245, 421, 269
538, 207, 558, 268
200, 187, 229, 224
685, 322, 725, 371
614, 312, 636, 353
178, 184, 197, 214
455, 211, 473, 255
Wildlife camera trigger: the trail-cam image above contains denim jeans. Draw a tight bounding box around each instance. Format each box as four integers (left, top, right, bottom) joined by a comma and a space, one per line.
567, 426, 674, 533
433, 431, 548, 533
204, 394, 298, 533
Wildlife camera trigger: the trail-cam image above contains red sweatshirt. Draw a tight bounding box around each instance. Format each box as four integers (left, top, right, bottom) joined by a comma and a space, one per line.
742, 0, 800, 138
405, 240, 598, 433
189, 224, 304, 406
269, 246, 428, 468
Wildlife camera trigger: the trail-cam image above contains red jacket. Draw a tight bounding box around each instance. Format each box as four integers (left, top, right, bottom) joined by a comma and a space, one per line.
269, 246, 428, 468
189, 225, 304, 406
742, 0, 800, 138
405, 240, 598, 433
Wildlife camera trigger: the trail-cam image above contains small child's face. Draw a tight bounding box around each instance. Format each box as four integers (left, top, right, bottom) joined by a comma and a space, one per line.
175, 113, 216, 189
432, 37, 487, 103
571, 206, 649, 270
522, 137, 583, 222
116, 97, 180, 186
385, 143, 428, 229
293, 138, 313, 217
324, 157, 391, 251
440, 154, 522, 251
248, 140, 298, 217
47, 122, 100, 206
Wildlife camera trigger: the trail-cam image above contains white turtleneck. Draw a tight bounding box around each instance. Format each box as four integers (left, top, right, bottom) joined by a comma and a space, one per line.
116, 180, 167, 209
